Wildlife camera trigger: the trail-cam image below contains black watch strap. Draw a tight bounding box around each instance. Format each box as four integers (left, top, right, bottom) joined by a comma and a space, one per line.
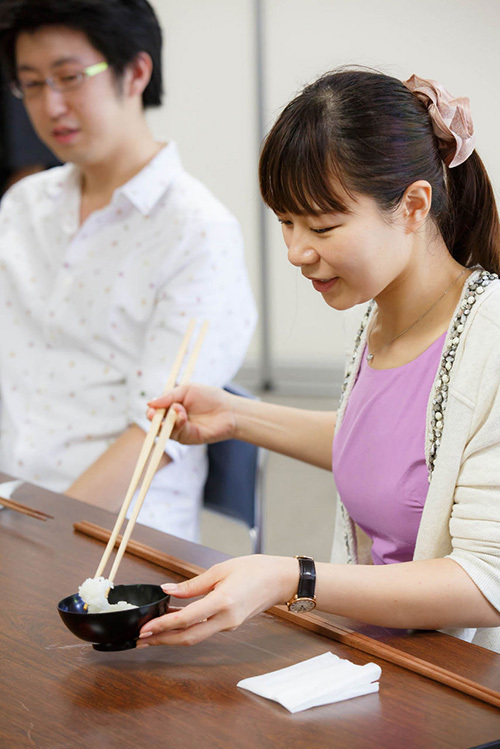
296, 555, 316, 599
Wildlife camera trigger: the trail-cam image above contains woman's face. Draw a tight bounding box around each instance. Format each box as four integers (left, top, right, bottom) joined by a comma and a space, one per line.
278, 193, 413, 310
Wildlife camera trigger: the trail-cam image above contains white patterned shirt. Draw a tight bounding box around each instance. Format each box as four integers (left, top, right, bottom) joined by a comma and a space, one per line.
0, 143, 257, 540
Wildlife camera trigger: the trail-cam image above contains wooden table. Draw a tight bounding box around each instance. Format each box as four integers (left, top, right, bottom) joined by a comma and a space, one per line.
2, 478, 500, 749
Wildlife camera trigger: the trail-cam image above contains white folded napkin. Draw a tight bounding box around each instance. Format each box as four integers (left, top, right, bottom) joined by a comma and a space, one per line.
237, 652, 381, 713
0, 480, 24, 509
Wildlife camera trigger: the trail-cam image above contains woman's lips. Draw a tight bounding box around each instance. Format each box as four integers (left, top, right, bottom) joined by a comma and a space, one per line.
310, 277, 338, 293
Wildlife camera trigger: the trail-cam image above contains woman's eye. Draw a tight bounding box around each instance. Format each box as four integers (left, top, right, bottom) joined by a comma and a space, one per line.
278, 219, 292, 226
312, 226, 336, 234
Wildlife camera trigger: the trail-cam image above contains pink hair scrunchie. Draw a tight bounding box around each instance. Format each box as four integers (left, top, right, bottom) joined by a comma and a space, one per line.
403, 74, 475, 168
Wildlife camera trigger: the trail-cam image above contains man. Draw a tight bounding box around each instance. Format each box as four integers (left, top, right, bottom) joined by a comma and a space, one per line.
0, 0, 256, 540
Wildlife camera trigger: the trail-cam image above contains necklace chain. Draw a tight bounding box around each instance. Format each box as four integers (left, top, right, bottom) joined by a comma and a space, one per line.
366, 268, 468, 362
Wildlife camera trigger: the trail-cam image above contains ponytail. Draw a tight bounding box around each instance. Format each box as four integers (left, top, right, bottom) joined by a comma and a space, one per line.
443, 151, 500, 274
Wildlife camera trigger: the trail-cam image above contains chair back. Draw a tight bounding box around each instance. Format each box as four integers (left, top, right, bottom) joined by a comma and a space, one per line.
203, 383, 264, 552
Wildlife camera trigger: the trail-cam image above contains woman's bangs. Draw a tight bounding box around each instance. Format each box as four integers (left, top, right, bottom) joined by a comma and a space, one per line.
260, 124, 350, 216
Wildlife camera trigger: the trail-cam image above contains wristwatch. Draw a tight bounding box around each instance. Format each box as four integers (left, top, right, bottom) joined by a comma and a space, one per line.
286, 555, 316, 613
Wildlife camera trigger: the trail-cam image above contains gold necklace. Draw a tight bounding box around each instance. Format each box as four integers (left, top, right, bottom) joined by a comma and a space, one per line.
366, 268, 468, 362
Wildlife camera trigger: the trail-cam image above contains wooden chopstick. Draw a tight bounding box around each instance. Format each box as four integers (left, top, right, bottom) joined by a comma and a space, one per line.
107, 320, 209, 583
94, 319, 197, 579
270, 607, 500, 709
0, 496, 54, 521
74, 519, 500, 711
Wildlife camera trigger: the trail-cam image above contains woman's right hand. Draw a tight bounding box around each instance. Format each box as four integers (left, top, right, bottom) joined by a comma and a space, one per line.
147, 384, 238, 445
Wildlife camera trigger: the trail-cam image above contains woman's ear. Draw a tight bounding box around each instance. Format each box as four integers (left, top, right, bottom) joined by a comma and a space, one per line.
123, 51, 153, 99
400, 180, 433, 232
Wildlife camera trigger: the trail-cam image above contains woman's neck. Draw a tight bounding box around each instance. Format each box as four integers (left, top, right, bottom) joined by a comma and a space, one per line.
367, 237, 471, 369
374, 240, 467, 338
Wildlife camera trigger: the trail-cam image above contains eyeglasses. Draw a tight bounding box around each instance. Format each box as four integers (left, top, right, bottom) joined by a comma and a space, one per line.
11, 61, 109, 100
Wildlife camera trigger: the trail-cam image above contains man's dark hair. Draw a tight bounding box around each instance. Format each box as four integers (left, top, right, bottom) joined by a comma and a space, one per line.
0, 0, 163, 108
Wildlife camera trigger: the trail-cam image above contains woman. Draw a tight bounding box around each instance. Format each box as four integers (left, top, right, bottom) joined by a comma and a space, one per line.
138, 69, 500, 652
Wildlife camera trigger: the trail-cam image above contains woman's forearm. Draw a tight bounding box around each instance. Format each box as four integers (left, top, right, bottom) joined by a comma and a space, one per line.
314, 557, 500, 629
232, 396, 336, 470
148, 385, 336, 470
138, 554, 500, 648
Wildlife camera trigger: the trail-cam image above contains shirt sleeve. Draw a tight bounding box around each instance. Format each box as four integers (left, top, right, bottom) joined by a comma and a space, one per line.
125, 214, 257, 461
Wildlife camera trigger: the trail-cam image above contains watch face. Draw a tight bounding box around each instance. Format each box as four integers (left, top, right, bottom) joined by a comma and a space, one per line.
289, 598, 316, 613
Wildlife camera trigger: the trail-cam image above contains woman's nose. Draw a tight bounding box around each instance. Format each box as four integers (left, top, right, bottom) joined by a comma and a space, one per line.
287, 234, 320, 267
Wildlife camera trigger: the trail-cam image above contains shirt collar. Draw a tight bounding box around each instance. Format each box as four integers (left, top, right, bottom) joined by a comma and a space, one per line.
118, 142, 183, 216
45, 142, 184, 217
45, 162, 81, 200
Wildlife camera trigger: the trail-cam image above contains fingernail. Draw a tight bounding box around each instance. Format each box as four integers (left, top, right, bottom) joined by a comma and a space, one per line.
161, 583, 178, 592
139, 630, 153, 639
136, 642, 149, 650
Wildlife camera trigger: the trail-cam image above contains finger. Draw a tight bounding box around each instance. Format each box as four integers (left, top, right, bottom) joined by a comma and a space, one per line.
138, 614, 229, 648
168, 406, 190, 440
160, 568, 219, 600
147, 401, 187, 431
140, 591, 224, 639
147, 384, 188, 409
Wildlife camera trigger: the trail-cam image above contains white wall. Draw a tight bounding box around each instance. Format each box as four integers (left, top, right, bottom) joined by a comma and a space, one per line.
149, 0, 500, 393
147, 0, 263, 370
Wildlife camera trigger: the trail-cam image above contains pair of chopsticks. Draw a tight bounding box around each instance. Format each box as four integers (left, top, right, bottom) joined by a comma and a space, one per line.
74, 519, 500, 711
92, 319, 208, 586
0, 495, 54, 522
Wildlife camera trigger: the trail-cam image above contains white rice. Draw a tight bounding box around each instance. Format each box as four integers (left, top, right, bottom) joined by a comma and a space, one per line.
78, 577, 138, 614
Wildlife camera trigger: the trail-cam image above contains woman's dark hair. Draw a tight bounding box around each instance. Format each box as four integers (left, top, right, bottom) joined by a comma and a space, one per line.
0, 0, 163, 108
259, 69, 500, 274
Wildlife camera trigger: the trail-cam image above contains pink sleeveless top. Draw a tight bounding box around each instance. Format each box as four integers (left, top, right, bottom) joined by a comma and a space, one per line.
332, 332, 446, 565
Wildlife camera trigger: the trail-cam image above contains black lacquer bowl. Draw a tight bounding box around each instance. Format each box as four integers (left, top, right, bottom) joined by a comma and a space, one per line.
57, 583, 169, 651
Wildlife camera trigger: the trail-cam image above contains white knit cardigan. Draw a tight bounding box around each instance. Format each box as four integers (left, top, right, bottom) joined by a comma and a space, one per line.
331, 269, 500, 652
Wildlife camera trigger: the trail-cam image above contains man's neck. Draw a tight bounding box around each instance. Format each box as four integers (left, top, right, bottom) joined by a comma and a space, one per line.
78, 125, 162, 224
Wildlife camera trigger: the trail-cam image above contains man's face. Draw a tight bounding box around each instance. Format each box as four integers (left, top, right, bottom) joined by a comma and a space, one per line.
15, 25, 129, 166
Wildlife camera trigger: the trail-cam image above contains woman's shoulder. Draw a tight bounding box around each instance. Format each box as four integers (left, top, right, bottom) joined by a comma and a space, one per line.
445, 273, 499, 389
453, 277, 500, 400
468, 276, 500, 334
478, 276, 500, 311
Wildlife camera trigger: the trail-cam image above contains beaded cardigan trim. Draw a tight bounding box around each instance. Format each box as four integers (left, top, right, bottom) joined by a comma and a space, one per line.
338, 269, 499, 482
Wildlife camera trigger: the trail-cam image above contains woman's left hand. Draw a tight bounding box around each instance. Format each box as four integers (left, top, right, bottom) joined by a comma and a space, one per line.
137, 555, 299, 647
